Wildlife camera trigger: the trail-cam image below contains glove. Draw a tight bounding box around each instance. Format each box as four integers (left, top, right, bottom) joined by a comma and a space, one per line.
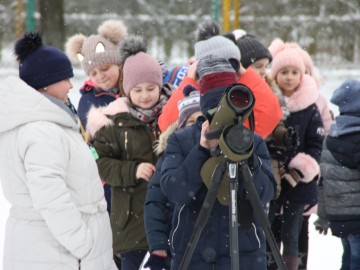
280, 167, 303, 187
282, 127, 300, 153
314, 216, 330, 235
144, 251, 169, 270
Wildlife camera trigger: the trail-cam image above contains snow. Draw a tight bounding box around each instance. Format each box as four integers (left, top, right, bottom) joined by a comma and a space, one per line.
1, 66, 359, 269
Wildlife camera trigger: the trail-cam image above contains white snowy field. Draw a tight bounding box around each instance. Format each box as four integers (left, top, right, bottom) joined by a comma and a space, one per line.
1, 66, 360, 269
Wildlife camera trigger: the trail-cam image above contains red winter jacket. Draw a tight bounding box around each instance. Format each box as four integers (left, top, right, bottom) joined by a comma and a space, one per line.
158, 68, 283, 139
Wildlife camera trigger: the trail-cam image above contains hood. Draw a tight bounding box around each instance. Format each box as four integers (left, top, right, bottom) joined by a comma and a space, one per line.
0, 76, 79, 133
285, 74, 319, 112
86, 97, 129, 140
153, 121, 178, 155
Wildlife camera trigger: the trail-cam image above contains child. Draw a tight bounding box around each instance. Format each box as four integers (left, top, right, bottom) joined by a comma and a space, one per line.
86, 35, 169, 270
66, 19, 128, 214
143, 86, 201, 270
158, 22, 283, 140
232, 29, 273, 80
160, 55, 277, 270
267, 39, 324, 270
316, 79, 360, 270
65, 19, 128, 129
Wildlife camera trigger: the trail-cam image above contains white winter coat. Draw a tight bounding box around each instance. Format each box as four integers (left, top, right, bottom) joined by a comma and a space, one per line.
0, 76, 117, 270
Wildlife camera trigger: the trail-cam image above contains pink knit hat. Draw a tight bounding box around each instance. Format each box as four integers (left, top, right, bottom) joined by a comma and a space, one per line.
122, 51, 163, 95
268, 38, 305, 79
120, 36, 163, 95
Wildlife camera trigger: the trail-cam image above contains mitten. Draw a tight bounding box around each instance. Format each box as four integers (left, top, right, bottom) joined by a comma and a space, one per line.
280, 166, 303, 187
144, 251, 169, 270
314, 216, 330, 235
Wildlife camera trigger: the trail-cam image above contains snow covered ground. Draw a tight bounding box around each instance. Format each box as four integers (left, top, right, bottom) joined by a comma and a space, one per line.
1, 66, 360, 269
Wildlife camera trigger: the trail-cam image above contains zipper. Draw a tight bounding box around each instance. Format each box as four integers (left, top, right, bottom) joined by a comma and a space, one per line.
124, 131, 129, 159
171, 204, 185, 250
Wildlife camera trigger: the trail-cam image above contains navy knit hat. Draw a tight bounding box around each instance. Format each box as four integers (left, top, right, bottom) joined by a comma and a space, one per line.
178, 85, 200, 128
197, 55, 238, 114
14, 32, 73, 90
235, 33, 272, 68
331, 78, 360, 114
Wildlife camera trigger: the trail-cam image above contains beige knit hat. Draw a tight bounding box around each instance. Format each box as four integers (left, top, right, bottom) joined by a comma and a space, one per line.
65, 20, 127, 75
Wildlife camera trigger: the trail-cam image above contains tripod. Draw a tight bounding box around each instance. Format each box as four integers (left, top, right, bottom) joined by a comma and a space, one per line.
178, 157, 286, 270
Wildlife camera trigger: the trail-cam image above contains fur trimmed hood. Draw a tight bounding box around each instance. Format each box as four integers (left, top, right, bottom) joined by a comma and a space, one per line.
285, 74, 319, 112
153, 122, 178, 155
86, 97, 129, 140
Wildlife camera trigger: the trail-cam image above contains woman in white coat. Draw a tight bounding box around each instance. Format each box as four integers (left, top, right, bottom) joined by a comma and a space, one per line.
0, 32, 117, 270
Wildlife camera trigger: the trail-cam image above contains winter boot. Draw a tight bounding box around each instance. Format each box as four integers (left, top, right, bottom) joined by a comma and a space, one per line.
283, 254, 299, 270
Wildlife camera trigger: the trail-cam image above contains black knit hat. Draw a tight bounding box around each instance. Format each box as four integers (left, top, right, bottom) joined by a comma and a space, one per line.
14, 32, 73, 90
235, 34, 272, 69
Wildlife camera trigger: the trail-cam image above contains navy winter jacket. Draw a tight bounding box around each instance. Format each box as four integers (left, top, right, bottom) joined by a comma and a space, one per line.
160, 117, 276, 270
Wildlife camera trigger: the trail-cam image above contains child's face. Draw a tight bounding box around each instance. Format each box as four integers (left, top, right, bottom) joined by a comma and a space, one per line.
42, 79, 73, 103
276, 67, 302, 97
89, 64, 120, 90
249, 58, 270, 79
185, 111, 202, 127
129, 83, 160, 109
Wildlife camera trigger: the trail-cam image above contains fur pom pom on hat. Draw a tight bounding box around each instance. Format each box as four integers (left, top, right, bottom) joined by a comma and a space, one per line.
268, 38, 305, 79
178, 85, 200, 128
194, 20, 221, 42
120, 35, 163, 95
65, 20, 127, 75
233, 30, 272, 68
14, 32, 73, 90
194, 35, 241, 71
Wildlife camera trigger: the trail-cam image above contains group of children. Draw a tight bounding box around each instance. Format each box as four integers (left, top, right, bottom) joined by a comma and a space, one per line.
1, 17, 358, 270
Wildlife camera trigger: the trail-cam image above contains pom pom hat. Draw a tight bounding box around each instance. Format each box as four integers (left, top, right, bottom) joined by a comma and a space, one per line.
178, 85, 200, 128
233, 30, 272, 69
120, 36, 163, 95
65, 20, 127, 75
14, 32, 73, 90
268, 38, 305, 79
194, 35, 241, 69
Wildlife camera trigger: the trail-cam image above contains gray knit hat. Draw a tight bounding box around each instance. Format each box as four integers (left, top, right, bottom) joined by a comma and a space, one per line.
194, 35, 241, 69
65, 20, 127, 75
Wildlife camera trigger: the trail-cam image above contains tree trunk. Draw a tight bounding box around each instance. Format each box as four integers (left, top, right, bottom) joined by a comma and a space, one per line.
38, 0, 65, 50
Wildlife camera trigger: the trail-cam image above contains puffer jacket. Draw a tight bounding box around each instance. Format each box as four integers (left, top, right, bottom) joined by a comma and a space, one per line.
86, 97, 159, 254
320, 123, 360, 237
160, 116, 276, 270
0, 76, 116, 270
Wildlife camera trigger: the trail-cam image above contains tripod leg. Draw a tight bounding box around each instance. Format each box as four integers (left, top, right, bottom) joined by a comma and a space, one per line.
240, 163, 287, 270
228, 163, 240, 270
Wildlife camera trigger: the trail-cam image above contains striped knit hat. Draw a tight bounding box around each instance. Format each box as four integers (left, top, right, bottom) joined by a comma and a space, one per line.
178, 85, 200, 128
196, 55, 238, 114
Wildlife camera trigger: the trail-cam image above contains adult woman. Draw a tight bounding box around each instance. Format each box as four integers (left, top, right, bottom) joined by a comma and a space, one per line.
0, 32, 116, 270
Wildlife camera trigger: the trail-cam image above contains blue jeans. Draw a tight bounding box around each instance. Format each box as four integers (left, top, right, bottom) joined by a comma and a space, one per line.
120, 250, 147, 270
281, 201, 304, 256
341, 235, 360, 270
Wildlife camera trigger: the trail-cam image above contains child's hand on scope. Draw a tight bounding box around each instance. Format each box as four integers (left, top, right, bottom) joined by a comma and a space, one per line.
200, 120, 219, 151
136, 162, 156, 182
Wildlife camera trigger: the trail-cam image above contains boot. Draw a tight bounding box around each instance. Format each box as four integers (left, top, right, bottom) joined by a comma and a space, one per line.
283, 254, 299, 270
